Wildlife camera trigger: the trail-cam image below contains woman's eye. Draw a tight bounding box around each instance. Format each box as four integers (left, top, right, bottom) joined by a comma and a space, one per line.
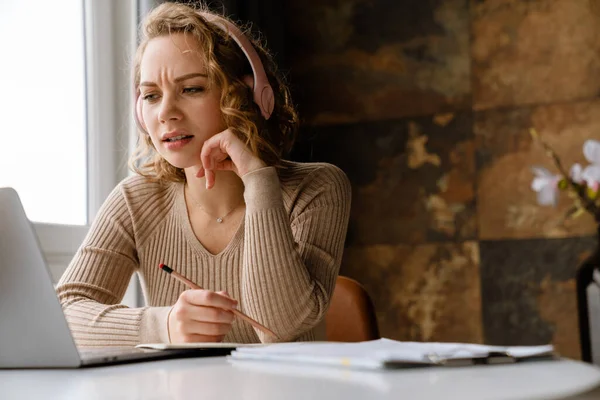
183, 87, 204, 94
142, 93, 158, 101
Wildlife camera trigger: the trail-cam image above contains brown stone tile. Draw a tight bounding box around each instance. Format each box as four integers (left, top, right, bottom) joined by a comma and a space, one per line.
472, 0, 600, 110
284, 0, 471, 125
480, 236, 597, 360
475, 99, 600, 240
292, 112, 476, 245
341, 242, 483, 343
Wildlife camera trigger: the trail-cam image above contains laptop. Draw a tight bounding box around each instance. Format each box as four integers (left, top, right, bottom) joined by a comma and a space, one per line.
0, 187, 233, 368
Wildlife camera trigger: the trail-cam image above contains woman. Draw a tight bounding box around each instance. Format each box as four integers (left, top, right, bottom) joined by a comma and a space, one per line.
57, 2, 351, 346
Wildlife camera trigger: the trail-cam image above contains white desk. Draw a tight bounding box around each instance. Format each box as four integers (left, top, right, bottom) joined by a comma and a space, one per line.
2, 357, 600, 400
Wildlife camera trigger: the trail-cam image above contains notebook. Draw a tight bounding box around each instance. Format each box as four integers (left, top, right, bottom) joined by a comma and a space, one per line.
229, 338, 555, 370
137, 342, 266, 350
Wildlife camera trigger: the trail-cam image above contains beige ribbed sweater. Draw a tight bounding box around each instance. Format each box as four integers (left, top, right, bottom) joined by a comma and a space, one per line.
56, 161, 351, 347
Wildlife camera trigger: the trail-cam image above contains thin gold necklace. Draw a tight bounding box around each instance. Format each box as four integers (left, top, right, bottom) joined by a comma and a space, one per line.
186, 186, 243, 224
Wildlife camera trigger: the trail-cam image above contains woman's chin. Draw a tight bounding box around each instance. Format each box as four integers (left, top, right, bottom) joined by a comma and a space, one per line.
156, 147, 202, 170
162, 156, 200, 170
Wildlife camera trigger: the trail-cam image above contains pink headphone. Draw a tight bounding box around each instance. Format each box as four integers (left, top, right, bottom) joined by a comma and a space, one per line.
134, 12, 275, 134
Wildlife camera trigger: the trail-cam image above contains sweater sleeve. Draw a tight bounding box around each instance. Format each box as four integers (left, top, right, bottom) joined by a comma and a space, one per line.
240, 164, 351, 342
56, 183, 171, 348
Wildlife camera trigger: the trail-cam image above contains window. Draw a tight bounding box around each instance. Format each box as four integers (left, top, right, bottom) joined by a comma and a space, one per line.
0, 1, 87, 225
0, 1, 137, 290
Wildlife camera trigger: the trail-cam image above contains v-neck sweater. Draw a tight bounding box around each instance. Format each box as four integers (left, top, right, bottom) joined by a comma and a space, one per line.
56, 161, 351, 347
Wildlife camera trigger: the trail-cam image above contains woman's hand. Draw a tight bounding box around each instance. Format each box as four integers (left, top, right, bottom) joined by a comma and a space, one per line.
167, 289, 238, 343
197, 128, 266, 189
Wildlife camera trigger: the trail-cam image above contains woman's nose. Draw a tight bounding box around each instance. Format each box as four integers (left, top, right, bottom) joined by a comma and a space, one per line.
158, 94, 183, 123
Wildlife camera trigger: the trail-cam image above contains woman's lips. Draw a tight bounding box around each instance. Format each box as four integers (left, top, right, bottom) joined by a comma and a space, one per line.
163, 136, 193, 150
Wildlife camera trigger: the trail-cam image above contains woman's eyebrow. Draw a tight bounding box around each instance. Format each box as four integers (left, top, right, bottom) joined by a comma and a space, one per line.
139, 72, 208, 87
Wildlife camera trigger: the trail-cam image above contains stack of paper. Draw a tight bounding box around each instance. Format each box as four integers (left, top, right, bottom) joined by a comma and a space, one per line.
229, 338, 555, 370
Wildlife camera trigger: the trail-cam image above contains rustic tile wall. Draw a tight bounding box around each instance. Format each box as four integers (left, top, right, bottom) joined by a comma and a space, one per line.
284, 0, 600, 358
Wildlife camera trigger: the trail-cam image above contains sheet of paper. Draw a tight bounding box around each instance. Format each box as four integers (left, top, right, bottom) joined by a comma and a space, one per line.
230, 338, 555, 369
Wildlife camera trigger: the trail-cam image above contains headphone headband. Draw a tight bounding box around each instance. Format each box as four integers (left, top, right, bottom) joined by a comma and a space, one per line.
199, 12, 274, 120
134, 11, 274, 135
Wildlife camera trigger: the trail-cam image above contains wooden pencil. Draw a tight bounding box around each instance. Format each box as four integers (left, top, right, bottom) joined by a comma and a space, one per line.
159, 263, 279, 340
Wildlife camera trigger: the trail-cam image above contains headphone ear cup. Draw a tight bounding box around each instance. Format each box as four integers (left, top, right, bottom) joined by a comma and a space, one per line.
135, 92, 148, 133
261, 86, 274, 119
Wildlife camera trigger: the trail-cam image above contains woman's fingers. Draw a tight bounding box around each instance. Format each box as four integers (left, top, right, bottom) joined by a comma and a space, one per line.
201, 132, 231, 171
203, 159, 236, 188
178, 319, 233, 337
195, 128, 266, 186
172, 303, 235, 325
201, 143, 233, 189
190, 307, 235, 325
168, 289, 238, 344
198, 130, 247, 188
205, 168, 215, 189
182, 289, 238, 310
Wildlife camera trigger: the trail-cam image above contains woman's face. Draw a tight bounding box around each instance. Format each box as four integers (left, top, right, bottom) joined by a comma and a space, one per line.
139, 32, 226, 169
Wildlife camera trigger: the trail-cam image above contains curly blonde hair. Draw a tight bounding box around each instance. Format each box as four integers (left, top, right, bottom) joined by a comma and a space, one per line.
130, 2, 299, 182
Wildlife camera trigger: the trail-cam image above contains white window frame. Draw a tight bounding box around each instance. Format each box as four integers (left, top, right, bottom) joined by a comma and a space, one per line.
39, 0, 138, 287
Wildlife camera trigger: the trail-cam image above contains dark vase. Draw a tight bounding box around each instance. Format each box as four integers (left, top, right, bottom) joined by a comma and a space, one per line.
577, 226, 600, 363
